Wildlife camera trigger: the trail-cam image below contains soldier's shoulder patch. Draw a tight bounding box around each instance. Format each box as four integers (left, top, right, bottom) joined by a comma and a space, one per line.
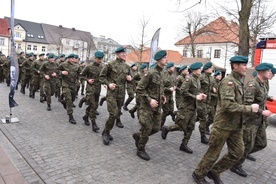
227, 81, 233, 86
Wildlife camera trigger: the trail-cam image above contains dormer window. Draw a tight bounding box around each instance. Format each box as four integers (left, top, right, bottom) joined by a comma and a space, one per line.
38, 35, 41, 38
27, 34, 31, 37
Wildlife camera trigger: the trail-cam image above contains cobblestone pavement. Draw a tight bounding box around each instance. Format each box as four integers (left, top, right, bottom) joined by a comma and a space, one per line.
1, 82, 276, 184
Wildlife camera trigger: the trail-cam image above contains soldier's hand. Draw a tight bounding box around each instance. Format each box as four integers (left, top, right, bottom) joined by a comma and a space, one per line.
169, 87, 175, 92
62, 71, 68, 75
126, 75, 132, 81
251, 104, 259, 113
213, 87, 217, 93
196, 94, 203, 101
52, 72, 56, 77
162, 95, 167, 104
202, 94, 207, 100
88, 79, 94, 84
262, 110, 272, 117
150, 99, 158, 108
37, 70, 40, 73
44, 75, 50, 80
109, 83, 116, 90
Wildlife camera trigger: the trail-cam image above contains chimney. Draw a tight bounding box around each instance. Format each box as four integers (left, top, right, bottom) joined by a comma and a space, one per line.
72, 28, 75, 31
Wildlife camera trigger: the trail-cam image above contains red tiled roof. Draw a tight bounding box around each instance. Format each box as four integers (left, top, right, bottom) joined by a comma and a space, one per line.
0, 18, 10, 37
126, 49, 183, 63
175, 17, 239, 45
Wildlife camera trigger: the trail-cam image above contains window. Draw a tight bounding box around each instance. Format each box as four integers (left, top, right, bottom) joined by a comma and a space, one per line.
18, 44, 21, 49
27, 45, 31, 50
0, 38, 5, 46
38, 35, 41, 38
66, 39, 70, 45
33, 45, 37, 51
214, 50, 221, 58
197, 50, 203, 58
42, 46, 46, 52
183, 50, 188, 57
14, 43, 16, 48
15, 32, 21, 38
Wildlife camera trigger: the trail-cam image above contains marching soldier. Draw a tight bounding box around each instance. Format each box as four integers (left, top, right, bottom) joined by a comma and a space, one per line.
21, 52, 34, 95
99, 46, 132, 145
59, 54, 81, 124
123, 63, 138, 111
192, 56, 260, 184
18, 51, 26, 85
30, 53, 45, 99
2, 55, 10, 86
230, 63, 274, 177
0, 54, 7, 83
160, 62, 206, 154
132, 50, 167, 161
175, 65, 189, 109
80, 51, 104, 132
160, 62, 176, 128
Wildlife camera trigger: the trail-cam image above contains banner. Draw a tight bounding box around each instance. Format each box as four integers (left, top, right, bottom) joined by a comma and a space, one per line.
9, 0, 18, 108
149, 28, 161, 67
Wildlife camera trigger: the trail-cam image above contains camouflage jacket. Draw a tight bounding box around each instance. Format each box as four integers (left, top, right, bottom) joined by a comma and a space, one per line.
213, 71, 252, 131
175, 73, 186, 108
80, 61, 103, 94
99, 58, 131, 99
163, 70, 176, 97
22, 59, 33, 76
58, 61, 81, 88
39, 61, 58, 81
199, 72, 214, 103
136, 64, 165, 111
31, 59, 44, 78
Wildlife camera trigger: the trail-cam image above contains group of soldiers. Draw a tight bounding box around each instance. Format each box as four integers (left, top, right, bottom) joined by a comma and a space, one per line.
1, 47, 276, 184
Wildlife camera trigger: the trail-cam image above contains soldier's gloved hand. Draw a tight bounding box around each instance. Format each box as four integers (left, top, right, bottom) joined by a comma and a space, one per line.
126, 75, 132, 81
62, 71, 68, 75
109, 83, 116, 90
251, 104, 259, 113
150, 99, 158, 108
262, 110, 272, 117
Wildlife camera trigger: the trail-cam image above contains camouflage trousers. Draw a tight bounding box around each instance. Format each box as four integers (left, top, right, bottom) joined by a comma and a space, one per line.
21, 74, 32, 89
62, 86, 77, 115
206, 104, 216, 128
0, 68, 4, 83
194, 127, 244, 178
30, 77, 44, 98
85, 92, 100, 120
171, 108, 196, 145
103, 96, 124, 133
161, 95, 174, 127
197, 102, 212, 136
234, 123, 267, 167
136, 107, 161, 150
44, 79, 56, 105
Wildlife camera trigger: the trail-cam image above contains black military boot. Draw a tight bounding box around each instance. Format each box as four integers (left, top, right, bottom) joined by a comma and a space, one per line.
161, 126, 169, 140
137, 148, 150, 161
99, 97, 105, 106
129, 109, 135, 119
69, 114, 76, 124
40, 96, 44, 103
206, 126, 210, 135
20, 87, 25, 94
47, 104, 51, 111
61, 100, 66, 109
108, 134, 113, 141
230, 165, 247, 177
95, 110, 100, 115
78, 97, 86, 108
132, 133, 140, 148
201, 135, 209, 144
123, 104, 129, 111
192, 172, 209, 184
246, 154, 256, 161
179, 143, 193, 154
116, 118, 124, 128
102, 131, 110, 145
207, 171, 224, 184
82, 115, 90, 126
171, 112, 176, 122
91, 119, 99, 132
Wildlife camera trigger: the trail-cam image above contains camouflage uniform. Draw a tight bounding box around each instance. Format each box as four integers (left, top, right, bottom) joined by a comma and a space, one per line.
134, 64, 165, 152
123, 67, 137, 110
175, 73, 186, 109
30, 58, 44, 99
194, 71, 253, 180
99, 57, 131, 135
21, 57, 33, 95
0, 56, 5, 83
161, 70, 176, 127
2, 58, 10, 86
18, 56, 26, 84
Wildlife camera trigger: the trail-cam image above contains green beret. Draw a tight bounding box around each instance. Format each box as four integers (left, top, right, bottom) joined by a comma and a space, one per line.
154, 50, 167, 61
59, 54, 65, 58
0, 54, 5, 56
140, 63, 147, 69
229, 55, 248, 63
39, 53, 45, 57
214, 70, 222, 76
115, 46, 126, 53
46, 53, 50, 56
271, 67, 276, 74
19, 51, 24, 55
74, 54, 79, 59
190, 62, 203, 70
130, 63, 137, 68
166, 62, 174, 69
150, 62, 157, 69
7, 56, 10, 60
94, 51, 105, 58
179, 65, 188, 72
252, 70, 257, 77
48, 53, 55, 59
67, 54, 75, 58
255, 63, 273, 71
203, 62, 212, 70
28, 52, 34, 57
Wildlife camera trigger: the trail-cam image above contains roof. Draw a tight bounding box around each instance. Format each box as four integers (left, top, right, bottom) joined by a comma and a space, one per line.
5, 17, 48, 44
175, 17, 239, 45
126, 49, 183, 63
0, 18, 10, 37
42, 23, 92, 44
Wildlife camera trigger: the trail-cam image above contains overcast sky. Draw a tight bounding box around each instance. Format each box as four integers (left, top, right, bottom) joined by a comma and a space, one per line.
1, 0, 275, 50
